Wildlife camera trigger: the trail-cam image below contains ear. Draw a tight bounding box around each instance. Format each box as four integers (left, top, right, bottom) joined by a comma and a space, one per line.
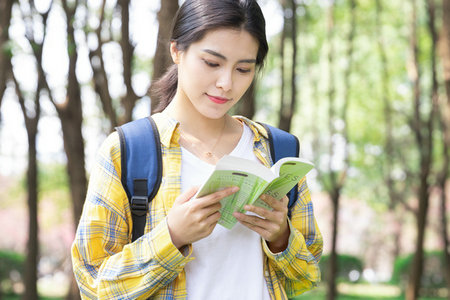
170, 42, 181, 64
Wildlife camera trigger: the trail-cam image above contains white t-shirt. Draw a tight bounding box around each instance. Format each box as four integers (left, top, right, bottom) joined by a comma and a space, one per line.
181, 124, 271, 300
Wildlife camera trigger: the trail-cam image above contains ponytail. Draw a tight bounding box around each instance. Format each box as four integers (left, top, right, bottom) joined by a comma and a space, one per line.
151, 64, 178, 113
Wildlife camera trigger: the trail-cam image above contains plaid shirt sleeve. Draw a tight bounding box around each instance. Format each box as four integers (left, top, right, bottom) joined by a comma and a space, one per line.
71, 132, 193, 299
262, 175, 323, 297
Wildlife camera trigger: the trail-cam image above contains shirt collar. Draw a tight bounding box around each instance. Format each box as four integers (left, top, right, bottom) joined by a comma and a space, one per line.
151, 112, 180, 148
151, 112, 269, 148
233, 115, 269, 141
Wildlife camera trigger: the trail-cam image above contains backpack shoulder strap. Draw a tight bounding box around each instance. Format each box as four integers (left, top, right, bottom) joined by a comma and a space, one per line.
258, 123, 300, 218
115, 116, 162, 242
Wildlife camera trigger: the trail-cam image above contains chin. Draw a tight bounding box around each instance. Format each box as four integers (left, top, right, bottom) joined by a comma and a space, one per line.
199, 107, 230, 120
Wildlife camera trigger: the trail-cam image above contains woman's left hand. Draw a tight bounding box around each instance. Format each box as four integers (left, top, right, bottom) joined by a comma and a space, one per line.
233, 194, 290, 253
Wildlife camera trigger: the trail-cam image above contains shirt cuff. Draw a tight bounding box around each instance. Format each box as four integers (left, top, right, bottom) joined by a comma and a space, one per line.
146, 217, 194, 272
262, 220, 305, 264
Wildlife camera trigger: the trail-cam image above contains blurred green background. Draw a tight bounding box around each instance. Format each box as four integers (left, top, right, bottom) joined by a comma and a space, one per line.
0, 0, 449, 299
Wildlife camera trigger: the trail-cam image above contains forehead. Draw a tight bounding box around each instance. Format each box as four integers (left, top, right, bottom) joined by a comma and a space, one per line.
189, 28, 259, 60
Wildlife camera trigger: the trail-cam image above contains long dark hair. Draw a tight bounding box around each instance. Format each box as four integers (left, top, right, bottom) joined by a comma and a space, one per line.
151, 0, 269, 113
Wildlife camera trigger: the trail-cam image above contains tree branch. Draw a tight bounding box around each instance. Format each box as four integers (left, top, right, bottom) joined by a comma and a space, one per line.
88, 0, 117, 129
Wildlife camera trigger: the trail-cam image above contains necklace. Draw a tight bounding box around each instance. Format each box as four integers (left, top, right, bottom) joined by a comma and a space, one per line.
180, 118, 227, 159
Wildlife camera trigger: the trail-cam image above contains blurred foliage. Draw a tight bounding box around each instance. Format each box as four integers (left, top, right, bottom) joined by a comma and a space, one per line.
295, 287, 447, 299
12, 163, 69, 196
390, 251, 447, 293
36, 163, 71, 225
37, 163, 69, 195
0, 250, 23, 296
319, 254, 363, 283
2, 163, 70, 223
6, 162, 64, 191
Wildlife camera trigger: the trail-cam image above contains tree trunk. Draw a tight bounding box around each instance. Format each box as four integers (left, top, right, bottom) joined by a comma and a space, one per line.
325, 2, 338, 300
278, 0, 297, 132
327, 187, 340, 300
13, 76, 41, 300
438, 159, 450, 289
57, 2, 86, 299
424, 0, 441, 292
88, 0, 141, 129
438, 0, 450, 288
59, 1, 87, 228
0, 0, 14, 114
150, 0, 179, 114
23, 127, 39, 300
89, 43, 117, 130
59, 113, 86, 228
278, 2, 287, 129
117, 0, 139, 124
406, 0, 437, 298
58, 50, 83, 300
13, 2, 51, 298
89, 0, 117, 131
443, 0, 450, 100
405, 2, 423, 299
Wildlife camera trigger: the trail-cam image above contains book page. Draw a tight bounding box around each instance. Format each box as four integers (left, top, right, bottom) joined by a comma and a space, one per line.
195, 169, 270, 229
253, 159, 314, 209
214, 155, 275, 182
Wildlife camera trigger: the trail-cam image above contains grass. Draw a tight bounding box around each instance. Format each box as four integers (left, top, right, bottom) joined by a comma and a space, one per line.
2, 294, 62, 300
2, 283, 448, 300
292, 283, 448, 300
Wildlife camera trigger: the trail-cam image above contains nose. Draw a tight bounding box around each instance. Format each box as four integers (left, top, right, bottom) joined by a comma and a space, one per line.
216, 70, 233, 92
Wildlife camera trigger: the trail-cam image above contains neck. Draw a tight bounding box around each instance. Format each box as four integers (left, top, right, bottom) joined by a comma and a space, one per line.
163, 93, 244, 162
164, 94, 228, 139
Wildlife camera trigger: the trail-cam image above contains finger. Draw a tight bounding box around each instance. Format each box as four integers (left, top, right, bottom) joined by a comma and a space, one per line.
234, 213, 272, 238
202, 202, 222, 216
175, 186, 199, 204
197, 186, 239, 207
204, 210, 221, 225
260, 194, 289, 212
235, 212, 287, 242
244, 204, 273, 220
195, 211, 221, 238
234, 211, 272, 229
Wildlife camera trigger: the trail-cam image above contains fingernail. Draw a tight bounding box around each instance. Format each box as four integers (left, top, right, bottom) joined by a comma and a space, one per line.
231, 186, 239, 192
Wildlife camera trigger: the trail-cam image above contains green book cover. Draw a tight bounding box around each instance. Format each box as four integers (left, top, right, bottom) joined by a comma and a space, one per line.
195, 155, 314, 229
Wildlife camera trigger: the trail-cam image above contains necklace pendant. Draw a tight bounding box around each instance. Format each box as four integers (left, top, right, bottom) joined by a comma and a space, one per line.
205, 152, 213, 157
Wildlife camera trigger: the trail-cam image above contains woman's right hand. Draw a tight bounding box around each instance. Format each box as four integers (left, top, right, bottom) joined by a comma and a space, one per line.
167, 186, 239, 249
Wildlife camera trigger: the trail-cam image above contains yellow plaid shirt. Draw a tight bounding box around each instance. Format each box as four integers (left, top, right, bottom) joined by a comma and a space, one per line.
71, 112, 323, 299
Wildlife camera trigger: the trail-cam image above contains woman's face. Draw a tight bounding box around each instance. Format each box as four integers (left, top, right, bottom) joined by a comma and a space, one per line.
171, 28, 259, 119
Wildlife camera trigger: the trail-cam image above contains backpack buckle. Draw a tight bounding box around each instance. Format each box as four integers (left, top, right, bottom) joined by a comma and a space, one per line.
130, 196, 148, 216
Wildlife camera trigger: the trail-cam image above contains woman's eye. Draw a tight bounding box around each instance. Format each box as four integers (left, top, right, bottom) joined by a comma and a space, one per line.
237, 68, 251, 74
203, 59, 219, 67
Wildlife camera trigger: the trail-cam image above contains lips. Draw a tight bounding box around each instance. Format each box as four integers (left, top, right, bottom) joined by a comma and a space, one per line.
207, 94, 231, 104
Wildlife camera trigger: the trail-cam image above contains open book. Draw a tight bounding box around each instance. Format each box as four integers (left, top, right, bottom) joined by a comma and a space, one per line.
195, 155, 314, 229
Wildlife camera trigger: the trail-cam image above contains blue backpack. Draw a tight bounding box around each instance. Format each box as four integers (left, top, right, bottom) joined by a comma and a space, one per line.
116, 116, 300, 242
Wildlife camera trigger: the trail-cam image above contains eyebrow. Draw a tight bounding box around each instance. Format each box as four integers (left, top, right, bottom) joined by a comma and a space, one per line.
202, 49, 257, 64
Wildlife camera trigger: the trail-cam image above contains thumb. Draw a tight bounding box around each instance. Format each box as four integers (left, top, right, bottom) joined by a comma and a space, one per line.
174, 186, 199, 204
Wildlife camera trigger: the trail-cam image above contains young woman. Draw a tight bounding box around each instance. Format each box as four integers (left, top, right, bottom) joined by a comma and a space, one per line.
71, 0, 323, 299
